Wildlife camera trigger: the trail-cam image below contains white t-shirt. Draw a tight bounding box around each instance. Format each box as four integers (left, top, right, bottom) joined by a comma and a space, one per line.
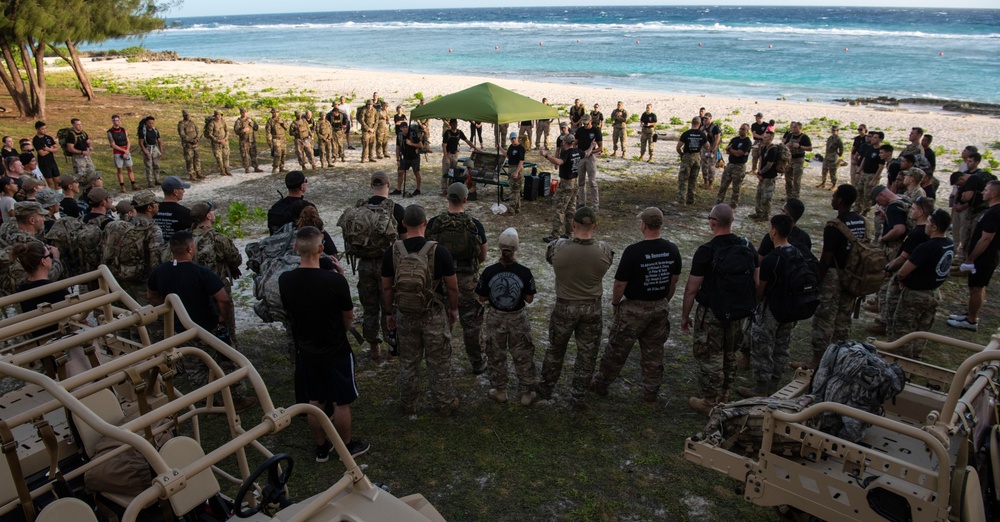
341, 103, 353, 122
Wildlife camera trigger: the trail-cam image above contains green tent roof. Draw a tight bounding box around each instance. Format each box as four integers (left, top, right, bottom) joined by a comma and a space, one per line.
409, 82, 558, 125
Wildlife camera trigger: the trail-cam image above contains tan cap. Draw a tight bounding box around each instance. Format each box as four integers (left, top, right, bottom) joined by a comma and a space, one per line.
190, 201, 213, 221
371, 172, 389, 187
87, 187, 110, 204
447, 182, 469, 202
132, 189, 162, 207
115, 200, 134, 215
638, 207, 663, 228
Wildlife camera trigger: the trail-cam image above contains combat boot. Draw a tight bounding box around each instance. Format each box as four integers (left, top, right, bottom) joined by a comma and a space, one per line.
688, 396, 718, 415
736, 381, 770, 399
488, 389, 507, 403
737, 351, 751, 371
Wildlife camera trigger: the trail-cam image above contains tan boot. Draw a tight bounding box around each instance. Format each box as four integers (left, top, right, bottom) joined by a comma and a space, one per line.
488, 389, 507, 403
688, 396, 718, 415
737, 352, 750, 371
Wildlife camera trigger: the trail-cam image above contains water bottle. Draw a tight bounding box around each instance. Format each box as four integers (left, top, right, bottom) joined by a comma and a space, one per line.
387, 328, 398, 356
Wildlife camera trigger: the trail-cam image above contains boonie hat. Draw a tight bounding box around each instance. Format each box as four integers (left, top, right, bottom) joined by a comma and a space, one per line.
869, 185, 886, 204
132, 189, 162, 207
87, 187, 110, 204
190, 201, 213, 222
162, 175, 191, 192
447, 182, 469, 203
574, 206, 597, 225
13, 201, 47, 217
284, 170, 306, 188
371, 172, 389, 187
638, 207, 663, 228
498, 227, 519, 252
35, 188, 64, 208
402, 204, 426, 227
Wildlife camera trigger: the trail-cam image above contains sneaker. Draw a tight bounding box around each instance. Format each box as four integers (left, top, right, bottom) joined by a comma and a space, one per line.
948, 312, 969, 321
488, 388, 508, 403
344, 439, 370, 459
411, 188, 421, 196
389, 189, 402, 195
315, 440, 333, 463
520, 391, 537, 407
947, 318, 978, 331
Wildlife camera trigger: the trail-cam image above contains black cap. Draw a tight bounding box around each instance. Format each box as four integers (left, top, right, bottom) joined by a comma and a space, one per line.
284, 170, 306, 189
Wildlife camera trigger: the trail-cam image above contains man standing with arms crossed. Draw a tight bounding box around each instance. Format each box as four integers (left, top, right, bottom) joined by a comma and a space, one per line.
818, 125, 843, 190
639, 104, 657, 163
783, 121, 812, 200
178, 110, 203, 181
265, 108, 288, 174
575, 114, 603, 212
750, 112, 767, 174
700, 112, 722, 189
540, 135, 589, 243
139, 116, 164, 188
206, 110, 232, 176
676, 117, 709, 206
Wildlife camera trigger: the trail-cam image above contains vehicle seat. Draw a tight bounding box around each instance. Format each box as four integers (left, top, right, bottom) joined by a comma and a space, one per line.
158, 436, 220, 516
36, 497, 98, 522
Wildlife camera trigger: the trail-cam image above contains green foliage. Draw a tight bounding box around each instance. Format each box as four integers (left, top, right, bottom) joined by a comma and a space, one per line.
627, 113, 640, 124
933, 145, 947, 157
722, 124, 736, 135
213, 201, 266, 239
412, 92, 424, 100
732, 109, 741, 115
990, 140, 1000, 150
92, 74, 317, 111
669, 116, 684, 126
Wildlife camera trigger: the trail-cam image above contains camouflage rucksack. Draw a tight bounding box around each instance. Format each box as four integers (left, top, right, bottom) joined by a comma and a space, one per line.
45, 216, 107, 275
336, 198, 398, 259
772, 142, 792, 174
245, 224, 294, 274
102, 219, 156, 283
391, 240, 438, 315
56, 128, 74, 157
252, 251, 300, 324
810, 341, 905, 443
192, 227, 240, 282
701, 395, 817, 456
827, 219, 882, 297
0, 246, 25, 297
425, 212, 481, 269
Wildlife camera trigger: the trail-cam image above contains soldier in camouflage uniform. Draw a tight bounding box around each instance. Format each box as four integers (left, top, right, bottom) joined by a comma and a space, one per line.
676, 117, 709, 205
592, 208, 680, 402
782, 121, 812, 200
819, 125, 843, 189
534, 98, 552, 150
290, 111, 317, 171
1, 202, 65, 294
233, 108, 263, 174
375, 103, 390, 160
105, 190, 164, 305
752, 132, 778, 220
327, 107, 346, 161
539, 135, 586, 243
475, 228, 539, 406
190, 201, 242, 341
65, 118, 97, 181
315, 115, 334, 168
538, 207, 614, 410
177, 110, 202, 181
265, 108, 288, 173
381, 205, 460, 416
610, 101, 628, 157
359, 100, 377, 163
716, 124, 752, 209
206, 110, 232, 176
682, 205, 758, 414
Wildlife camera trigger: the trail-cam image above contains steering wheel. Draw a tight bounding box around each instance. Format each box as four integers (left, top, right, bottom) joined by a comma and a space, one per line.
235, 453, 295, 518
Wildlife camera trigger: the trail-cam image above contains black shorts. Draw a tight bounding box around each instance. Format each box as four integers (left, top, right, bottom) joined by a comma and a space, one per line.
399, 156, 420, 173
294, 352, 358, 406
969, 256, 998, 288
39, 162, 60, 179
345, 120, 352, 133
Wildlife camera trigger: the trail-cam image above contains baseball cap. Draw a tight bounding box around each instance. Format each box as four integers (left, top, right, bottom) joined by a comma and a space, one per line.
754, 112, 764, 118
87, 187, 110, 204
371, 172, 389, 187
498, 227, 519, 252
638, 207, 663, 228
132, 189, 162, 207
18, 153, 34, 165
447, 182, 469, 202
190, 201, 213, 221
574, 206, 597, 225
509, 132, 518, 140
402, 204, 426, 227
58, 174, 76, 189
13, 201, 47, 217
559, 122, 569, 129
213, 110, 222, 116
581, 114, 592, 124
35, 188, 64, 208
20, 177, 41, 192
161, 175, 191, 192
115, 200, 134, 215
284, 170, 306, 188
869, 185, 886, 204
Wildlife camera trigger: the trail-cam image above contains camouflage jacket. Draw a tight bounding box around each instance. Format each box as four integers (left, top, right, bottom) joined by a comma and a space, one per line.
825, 135, 844, 157
192, 225, 242, 286
359, 106, 377, 131
177, 119, 200, 146
206, 118, 229, 143
265, 116, 287, 142
610, 109, 628, 127
234, 117, 258, 141
290, 119, 312, 141
316, 119, 334, 140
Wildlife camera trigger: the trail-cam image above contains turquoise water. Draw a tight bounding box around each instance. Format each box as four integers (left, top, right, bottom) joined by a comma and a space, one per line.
89, 6, 1000, 103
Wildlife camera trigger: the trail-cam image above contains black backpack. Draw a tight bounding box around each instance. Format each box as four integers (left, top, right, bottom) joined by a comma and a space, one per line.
767, 247, 820, 323
708, 237, 757, 323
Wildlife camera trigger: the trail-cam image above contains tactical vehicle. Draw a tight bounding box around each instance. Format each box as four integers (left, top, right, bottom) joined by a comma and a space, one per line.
685, 331, 999, 522
0, 267, 445, 521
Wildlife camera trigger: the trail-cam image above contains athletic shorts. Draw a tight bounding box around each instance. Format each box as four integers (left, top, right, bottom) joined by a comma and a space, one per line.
399, 157, 420, 173
113, 154, 133, 168
969, 256, 999, 288
294, 351, 358, 406
38, 162, 59, 179
345, 120, 352, 133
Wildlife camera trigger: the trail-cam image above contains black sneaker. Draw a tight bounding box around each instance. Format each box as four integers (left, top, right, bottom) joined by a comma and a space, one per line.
389, 189, 402, 195
343, 440, 370, 459
315, 440, 333, 463
412, 188, 421, 196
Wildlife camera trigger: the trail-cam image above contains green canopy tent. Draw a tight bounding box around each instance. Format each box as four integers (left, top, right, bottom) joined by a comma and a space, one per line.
409, 82, 558, 127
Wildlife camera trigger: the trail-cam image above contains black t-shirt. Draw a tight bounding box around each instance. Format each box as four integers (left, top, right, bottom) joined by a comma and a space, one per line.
691, 234, 758, 307
394, 114, 408, 134
614, 238, 682, 301
886, 161, 901, 188
759, 146, 779, 178
18, 279, 69, 336
32, 135, 58, 170
824, 211, 867, 268
107, 127, 128, 151
266, 196, 310, 235
558, 148, 582, 180
442, 128, 467, 154
965, 171, 992, 212
475, 261, 536, 311
368, 195, 406, 235
381, 237, 456, 297
278, 267, 354, 359
60, 198, 82, 219
880, 200, 909, 237
147, 261, 224, 332
923, 146, 936, 175
640, 112, 657, 128
898, 224, 928, 258
968, 204, 1000, 262
153, 201, 193, 241
904, 237, 954, 290
859, 144, 883, 174
750, 122, 768, 142
401, 134, 421, 160
784, 133, 812, 159
507, 143, 526, 168
851, 134, 867, 154
575, 126, 602, 151
727, 136, 753, 165
142, 127, 160, 147
758, 227, 813, 258
679, 129, 709, 154
759, 245, 797, 294
704, 124, 721, 148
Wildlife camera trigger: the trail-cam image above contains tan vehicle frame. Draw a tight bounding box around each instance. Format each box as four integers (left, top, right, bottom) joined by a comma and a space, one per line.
0, 266, 445, 522
685, 330, 1000, 522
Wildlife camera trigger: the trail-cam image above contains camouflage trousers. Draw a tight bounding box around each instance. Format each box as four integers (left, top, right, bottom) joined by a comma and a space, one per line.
550, 178, 578, 237
540, 298, 603, 401
849, 160, 860, 185
749, 305, 794, 385
271, 138, 286, 171
883, 275, 902, 335
376, 128, 389, 158
331, 131, 345, 160
142, 145, 161, 186
441, 150, 460, 189
810, 270, 857, 357
751, 145, 761, 172
639, 129, 654, 157
535, 121, 551, 150
239, 139, 258, 172
456, 272, 485, 368
678, 153, 700, 204
594, 298, 669, 397
821, 156, 840, 185
785, 157, 804, 200
611, 126, 625, 153
484, 307, 537, 393
397, 304, 455, 410
716, 162, 747, 209
183, 145, 201, 178
72, 155, 96, 179
317, 138, 333, 167
853, 172, 875, 215
211, 141, 231, 175
295, 138, 316, 169
508, 172, 523, 214
877, 244, 899, 324
692, 304, 745, 398
962, 209, 985, 264
356, 258, 387, 345
888, 287, 939, 358
755, 177, 776, 218
361, 130, 376, 161
700, 150, 716, 185
576, 155, 599, 211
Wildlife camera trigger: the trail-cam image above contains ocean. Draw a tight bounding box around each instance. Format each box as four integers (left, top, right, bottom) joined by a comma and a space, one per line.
87, 6, 1000, 104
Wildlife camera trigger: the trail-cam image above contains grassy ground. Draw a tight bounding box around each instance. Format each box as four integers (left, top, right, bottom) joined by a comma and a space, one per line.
5, 73, 999, 521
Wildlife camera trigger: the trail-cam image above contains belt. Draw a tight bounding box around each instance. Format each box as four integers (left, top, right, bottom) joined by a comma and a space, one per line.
621, 298, 666, 307
556, 297, 601, 305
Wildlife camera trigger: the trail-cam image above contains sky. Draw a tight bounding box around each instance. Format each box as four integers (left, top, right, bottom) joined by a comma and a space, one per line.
167, 1, 996, 18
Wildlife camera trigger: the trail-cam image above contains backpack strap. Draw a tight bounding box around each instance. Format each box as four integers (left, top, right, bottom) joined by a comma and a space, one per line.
418, 240, 439, 294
